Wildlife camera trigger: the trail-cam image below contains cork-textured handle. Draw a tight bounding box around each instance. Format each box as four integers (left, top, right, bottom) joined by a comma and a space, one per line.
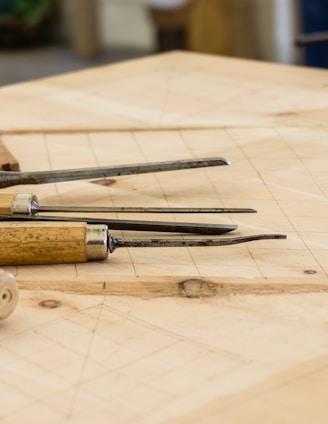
0, 222, 89, 265
0, 193, 15, 215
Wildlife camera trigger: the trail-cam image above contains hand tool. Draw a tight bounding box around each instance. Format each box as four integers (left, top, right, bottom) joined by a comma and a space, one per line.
0, 214, 237, 235
0, 222, 286, 265
0, 157, 249, 235
0, 269, 18, 320
0, 140, 20, 171
0, 192, 257, 216
0, 156, 229, 188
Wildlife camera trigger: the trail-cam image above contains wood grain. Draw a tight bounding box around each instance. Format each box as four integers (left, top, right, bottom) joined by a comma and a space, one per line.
0, 192, 15, 215
0, 222, 88, 265
0, 51, 327, 133
0, 53, 327, 424
166, 354, 328, 423
17, 275, 328, 298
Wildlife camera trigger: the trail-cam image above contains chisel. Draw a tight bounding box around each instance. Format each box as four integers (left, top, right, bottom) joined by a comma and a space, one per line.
0, 157, 230, 188
0, 222, 286, 266
0, 214, 237, 235
0, 192, 257, 215
0, 270, 18, 320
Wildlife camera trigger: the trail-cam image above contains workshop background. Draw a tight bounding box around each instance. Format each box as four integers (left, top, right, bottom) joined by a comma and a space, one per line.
0, 0, 327, 87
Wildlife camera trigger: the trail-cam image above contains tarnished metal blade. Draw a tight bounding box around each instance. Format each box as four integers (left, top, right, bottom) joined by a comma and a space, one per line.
109, 234, 287, 252
0, 214, 237, 235
0, 157, 230, 188
38, 205, 257, 214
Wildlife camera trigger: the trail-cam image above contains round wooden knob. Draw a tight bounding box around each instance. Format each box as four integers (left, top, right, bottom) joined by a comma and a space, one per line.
0, 270, 18, 320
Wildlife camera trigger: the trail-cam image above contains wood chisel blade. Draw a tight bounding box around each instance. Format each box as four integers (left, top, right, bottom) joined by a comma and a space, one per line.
0, 214, 237, 235
0, 157, 230, 188
0, 192, 257, 215
38, 206, 257, 214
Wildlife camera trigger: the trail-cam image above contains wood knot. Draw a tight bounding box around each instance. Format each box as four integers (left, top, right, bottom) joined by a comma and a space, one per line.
39, 299, 62, 309
91, 178, 116, 187
179, 279, 217, 298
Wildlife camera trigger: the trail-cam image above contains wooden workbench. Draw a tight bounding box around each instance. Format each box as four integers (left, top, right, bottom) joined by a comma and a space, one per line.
0, 51, 327, 423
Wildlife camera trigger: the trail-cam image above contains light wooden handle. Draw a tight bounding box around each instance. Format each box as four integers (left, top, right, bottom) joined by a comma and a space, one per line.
0, 270, 19, 320
0, 192, 39, 215
0, 193, 15, 215
0, 222, 108, 265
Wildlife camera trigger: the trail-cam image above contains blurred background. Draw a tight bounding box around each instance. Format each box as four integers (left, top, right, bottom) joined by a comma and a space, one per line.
0, 0, 327, 86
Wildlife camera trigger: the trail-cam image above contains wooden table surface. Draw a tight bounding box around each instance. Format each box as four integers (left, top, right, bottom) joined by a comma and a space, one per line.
0, 51, 327, 423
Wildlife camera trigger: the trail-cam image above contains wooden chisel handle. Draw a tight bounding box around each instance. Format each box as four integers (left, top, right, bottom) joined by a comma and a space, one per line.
0, 193, 16, 215
0, 222, 108, 265
0, 269, 19, 320
0, 140, 20, 171
0, 192, 38, 215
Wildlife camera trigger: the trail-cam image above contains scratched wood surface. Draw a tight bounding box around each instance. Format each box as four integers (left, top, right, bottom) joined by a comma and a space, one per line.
0, 51, 327, 133
0, 52, 327, 423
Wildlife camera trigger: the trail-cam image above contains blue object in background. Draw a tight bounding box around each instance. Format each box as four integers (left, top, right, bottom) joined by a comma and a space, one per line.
300, 0, 328, 68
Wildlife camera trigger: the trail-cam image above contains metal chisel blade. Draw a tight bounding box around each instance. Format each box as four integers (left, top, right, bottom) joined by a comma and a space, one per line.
0, 214, 237, 235
37, 205, 257, 214
0, 157, 230, 188
109, 233, 287, 252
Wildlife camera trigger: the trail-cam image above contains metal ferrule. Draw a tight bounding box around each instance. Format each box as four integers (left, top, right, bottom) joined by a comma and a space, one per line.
13, 192, 39, 215
107, 235, 118, 253
85, 224, 108, 261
